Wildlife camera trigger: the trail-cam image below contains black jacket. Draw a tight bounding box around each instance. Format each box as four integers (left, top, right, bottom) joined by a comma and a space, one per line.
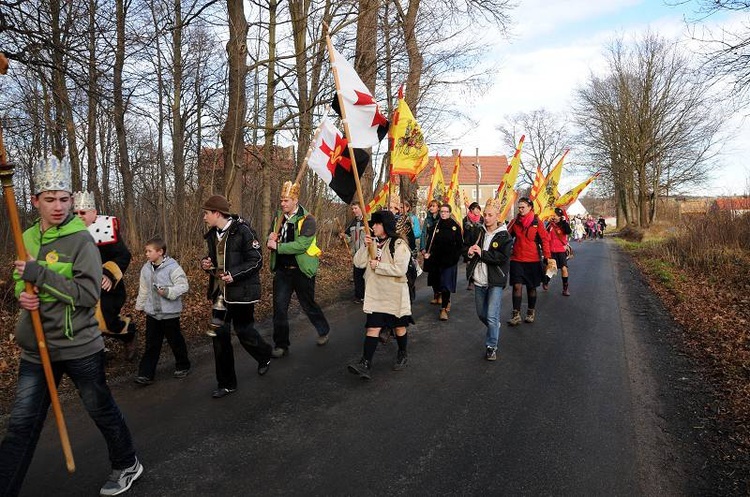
425, 217, 463, 272
467, 227, 513, 288
204, 216, 262, 304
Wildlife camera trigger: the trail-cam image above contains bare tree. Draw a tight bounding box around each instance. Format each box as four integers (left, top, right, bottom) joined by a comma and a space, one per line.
221, 0, 248, 212
497, 108, 571, 188
575, 33, 724, 226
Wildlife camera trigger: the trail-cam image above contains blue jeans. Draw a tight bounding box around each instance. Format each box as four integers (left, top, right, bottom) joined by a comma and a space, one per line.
272, 267, 330, 349
0, 351, 136, 497
474, 285, 504, 349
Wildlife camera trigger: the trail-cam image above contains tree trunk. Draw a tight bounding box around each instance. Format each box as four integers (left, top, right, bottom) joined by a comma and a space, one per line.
86, 0, 101, 206
151, 0, 169, 244
261, 0, 277, 236
171, 0, 185, 237
50, 0, 82, 187
113, 0, 137, 247
221, 0, 248, 215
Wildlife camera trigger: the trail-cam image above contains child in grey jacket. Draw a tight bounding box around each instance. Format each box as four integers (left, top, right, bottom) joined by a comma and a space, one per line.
134, 237, 191, 384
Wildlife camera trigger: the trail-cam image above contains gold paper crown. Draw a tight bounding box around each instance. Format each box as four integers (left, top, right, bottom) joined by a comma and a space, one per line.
33, 155, 72, 194
280, 180, 300, 200
73, 191, 96, 211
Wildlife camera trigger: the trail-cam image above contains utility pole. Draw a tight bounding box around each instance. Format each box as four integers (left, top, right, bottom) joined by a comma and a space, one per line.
472, 147, 481, 205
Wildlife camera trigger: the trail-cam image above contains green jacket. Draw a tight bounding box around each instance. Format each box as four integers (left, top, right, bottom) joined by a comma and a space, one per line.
14, 214, 103, 363
269, 205, 321, 278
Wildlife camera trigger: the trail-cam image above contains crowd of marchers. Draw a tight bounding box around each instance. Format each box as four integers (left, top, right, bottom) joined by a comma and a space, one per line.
0, 154, 599, 497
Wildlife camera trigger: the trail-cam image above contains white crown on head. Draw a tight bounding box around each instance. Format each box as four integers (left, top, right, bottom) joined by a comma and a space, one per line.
73, 191, 96, 211
33, 155, 72, 194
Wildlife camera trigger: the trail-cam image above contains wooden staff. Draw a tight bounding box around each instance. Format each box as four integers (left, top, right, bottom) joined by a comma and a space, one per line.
0, 54, 76, 473
272, 118, 326, 236
325, 30, 377, 258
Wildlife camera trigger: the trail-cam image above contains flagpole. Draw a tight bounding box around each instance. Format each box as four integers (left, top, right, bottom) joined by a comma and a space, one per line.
326, 32, 376, 258
274, 119, 326, 235
0, 53, 76, 474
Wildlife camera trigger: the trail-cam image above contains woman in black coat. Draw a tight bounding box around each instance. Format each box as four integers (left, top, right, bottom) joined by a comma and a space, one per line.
423, 203, 463, 321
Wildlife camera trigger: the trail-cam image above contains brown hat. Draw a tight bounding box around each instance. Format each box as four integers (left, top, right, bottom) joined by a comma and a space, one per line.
202, 195, 231, 215
280, 180, 300, 200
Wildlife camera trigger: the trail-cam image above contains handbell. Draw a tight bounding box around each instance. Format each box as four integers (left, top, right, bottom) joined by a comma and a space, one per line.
212, 293, 227, 312
207, 293, 227, 337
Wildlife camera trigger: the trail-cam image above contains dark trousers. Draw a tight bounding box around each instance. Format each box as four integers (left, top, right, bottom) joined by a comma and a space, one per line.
100, 286, 134, 343
272, 267, 330, 349
137, 316, 190, 379
0, 351, 136, 497
212, 303, 272, 390
353, 266, 365, 300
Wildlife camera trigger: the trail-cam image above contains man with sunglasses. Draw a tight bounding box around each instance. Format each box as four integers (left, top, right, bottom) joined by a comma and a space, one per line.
74, 191, 137, 360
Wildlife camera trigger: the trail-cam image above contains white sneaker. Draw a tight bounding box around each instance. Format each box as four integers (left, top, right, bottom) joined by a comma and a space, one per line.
100, 457, 143, 496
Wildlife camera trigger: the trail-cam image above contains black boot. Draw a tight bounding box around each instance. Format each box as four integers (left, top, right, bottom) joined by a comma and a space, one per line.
393, 350, 408, 371
347, 358, 372, 380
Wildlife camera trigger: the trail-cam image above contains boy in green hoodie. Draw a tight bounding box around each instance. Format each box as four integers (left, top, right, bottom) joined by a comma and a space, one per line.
0, 156, 142, 497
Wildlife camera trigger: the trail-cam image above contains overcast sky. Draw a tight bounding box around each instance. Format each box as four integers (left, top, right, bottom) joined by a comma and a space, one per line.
449, 0, 750, 196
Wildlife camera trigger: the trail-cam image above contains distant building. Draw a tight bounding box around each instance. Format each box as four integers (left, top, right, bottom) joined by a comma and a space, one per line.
710, 196, 750, 217
415, 150, 509, 215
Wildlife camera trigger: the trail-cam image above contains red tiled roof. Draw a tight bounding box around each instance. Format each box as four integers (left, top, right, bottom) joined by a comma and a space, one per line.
415, 153, 509, 187
712, 197, 750, 211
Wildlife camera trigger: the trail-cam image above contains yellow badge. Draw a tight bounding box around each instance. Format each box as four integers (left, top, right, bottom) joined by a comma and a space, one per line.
45, 251, 59, 264
492, 242, 498, 248
452, 226, 457, 231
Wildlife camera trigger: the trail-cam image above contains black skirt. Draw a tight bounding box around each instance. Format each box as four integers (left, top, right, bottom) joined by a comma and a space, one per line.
509, 260, 543, 287
365, 312, 415, 329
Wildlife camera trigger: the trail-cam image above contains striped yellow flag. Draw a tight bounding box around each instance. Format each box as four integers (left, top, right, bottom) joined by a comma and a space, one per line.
426, 155, 446, 204
365, 180, 391, 214
529, 165, 545, 202
556, 172, 600, 209
535, 149, 568, 220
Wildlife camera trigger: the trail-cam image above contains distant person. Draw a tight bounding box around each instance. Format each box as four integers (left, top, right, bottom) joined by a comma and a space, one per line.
1, 156, 142, 497
74, 191, 137, 360
202, 195, 273, 399
267, 181, 330, 357
597, 215, 606, 239
466, 202, 513, 361
543, 208, 573, 296
462, 201, 484, 290
423, 203, 463, 321
134, 237, 191, 385
341, 201, 366, 304
347, 210, 413, 379
421, 199, 441, 303
402, 200, 422, 253
507, 197, 552, 325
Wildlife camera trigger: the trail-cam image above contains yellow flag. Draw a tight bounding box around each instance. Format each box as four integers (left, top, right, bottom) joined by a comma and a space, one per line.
556, 172, 600, 209
495, 135, 525, 200
366, 180, 390, 214
446, 152, 462, 220
426, 155, 446, 204
535, 149, 568, 220
529, 166, 545, 202
389, 86, 429, 177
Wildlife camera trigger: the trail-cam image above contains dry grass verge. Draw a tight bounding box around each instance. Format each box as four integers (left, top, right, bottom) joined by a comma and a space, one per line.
617, 212, 750, 484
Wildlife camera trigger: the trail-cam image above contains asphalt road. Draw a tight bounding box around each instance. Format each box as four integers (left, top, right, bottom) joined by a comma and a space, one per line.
15, 240, 712, 496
